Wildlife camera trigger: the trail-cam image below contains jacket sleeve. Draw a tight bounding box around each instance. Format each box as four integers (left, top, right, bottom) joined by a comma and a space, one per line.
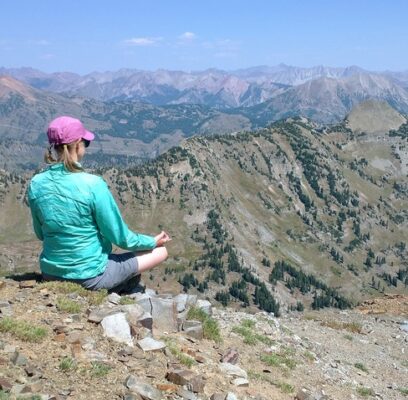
28, 188, 44, 241
92, 178, 156, 251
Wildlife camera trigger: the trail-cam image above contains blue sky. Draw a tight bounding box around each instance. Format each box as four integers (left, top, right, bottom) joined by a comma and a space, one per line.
1, 0, 407, 74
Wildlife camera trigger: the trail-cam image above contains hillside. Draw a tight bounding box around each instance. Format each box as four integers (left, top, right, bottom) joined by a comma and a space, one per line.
1, 114, 407, 314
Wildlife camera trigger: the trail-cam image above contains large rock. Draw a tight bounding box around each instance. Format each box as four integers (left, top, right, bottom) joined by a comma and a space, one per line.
150, 296, 178, 333
101, 313, 132, 345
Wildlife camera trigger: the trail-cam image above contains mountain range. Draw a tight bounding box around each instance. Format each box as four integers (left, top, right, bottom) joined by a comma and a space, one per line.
2, 64, 408, 112
3, 64, 408, 170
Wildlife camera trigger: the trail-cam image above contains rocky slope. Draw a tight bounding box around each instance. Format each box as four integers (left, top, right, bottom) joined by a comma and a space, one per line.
0, 277, 407, 400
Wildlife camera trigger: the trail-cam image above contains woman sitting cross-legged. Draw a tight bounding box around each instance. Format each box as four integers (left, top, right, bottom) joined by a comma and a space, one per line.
28, 116, 170, 293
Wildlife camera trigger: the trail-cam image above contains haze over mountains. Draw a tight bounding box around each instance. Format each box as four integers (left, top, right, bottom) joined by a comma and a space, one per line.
2, 64, 408, 115
2, 64, 408, 171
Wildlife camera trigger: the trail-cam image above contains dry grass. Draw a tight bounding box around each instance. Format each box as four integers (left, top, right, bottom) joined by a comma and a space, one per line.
321, 320, 362, 334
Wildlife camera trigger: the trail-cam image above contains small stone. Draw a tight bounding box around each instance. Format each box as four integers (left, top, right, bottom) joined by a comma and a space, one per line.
156, 383, 179, 392
87, 307, 117, 323
0, 377, 13, 391
187, 376, 205, 393
4, 344, 16, 353
225, 393, 238, 400
11, 351, 28, 366
177, 387, 198, 400
0, 280, 6, 289
231, 378, 249, 387
108, 293, 122, 304
219, 363, 247, 378
210, 394, 226, 400
25, 364, 41, 377
123, 394, 143, 400
101, 313, 132, 345
221, 348, 239, 365
19, 280, 36, 288
124, 375, 162, 400
137, 337, 166, 352
166, 369, 195, 386
66, 331, 84, 344
185, 325, 204, 340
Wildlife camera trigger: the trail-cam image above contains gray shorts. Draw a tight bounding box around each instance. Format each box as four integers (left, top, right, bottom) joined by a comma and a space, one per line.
43, 252, 139, 293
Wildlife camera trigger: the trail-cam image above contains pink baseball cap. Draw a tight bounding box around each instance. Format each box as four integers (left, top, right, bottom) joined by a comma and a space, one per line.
47, 116, 95, 145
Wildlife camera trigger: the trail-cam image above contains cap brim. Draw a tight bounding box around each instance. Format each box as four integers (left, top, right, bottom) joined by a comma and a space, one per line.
83, 130, 95, 141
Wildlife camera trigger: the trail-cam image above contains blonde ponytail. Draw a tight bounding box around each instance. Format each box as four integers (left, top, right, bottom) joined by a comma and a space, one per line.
44, 141, 83, 173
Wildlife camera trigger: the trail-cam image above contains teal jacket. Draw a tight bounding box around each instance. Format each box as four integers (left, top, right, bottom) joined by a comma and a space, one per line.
28, 163, 156, 279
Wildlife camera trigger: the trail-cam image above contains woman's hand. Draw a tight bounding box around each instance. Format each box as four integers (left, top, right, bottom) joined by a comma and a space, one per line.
155, 231, 171, 247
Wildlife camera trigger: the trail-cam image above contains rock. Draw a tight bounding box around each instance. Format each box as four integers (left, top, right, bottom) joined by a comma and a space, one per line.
19, 280, 36, 288
174, 293, 189, 312
101, 313, 132, 345
156, 383, 179, 393
150, 296, 178, 333
11, 351, 28, 366
196, 299, 212, 315
107, 292, 122, 304
124, 375, 162, 400
87, 307, 118, 323
225, 393, 238, 400
84, 350, 109, 362
231, 378, 249, 387
137, 312, 153, 331
177, 387, 198, 400
185, 325, 204, 340
187, 376, 205, 393
400, 321, 408, 332
145, 289, 157, 297
210, 394, 226, 400
4, 344, 16, 353
219, 363, 247, 379
66, 331, 84, 344
0, 377, 13, 391
134, 294, 152, 313
221, 348, 239, 365
123, 394, 143, 400
137, 337, 166, 352
24, 364, 42, 378
166, 369, 195, 386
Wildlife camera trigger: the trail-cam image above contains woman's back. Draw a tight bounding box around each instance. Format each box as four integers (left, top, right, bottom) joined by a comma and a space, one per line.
29, 163, 111, 279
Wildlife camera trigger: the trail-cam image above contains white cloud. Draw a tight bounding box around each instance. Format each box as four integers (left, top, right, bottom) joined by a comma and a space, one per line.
40, 53, 54, 60
123, 37, 162, 46
30, 39, 50, 46
179, 32, 196, 41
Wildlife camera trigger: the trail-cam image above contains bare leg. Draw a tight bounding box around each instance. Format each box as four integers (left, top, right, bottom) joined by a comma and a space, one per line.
136, 246, 168, 274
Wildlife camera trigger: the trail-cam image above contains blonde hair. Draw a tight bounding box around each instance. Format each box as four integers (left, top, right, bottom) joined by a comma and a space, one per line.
44, 141, 83, 173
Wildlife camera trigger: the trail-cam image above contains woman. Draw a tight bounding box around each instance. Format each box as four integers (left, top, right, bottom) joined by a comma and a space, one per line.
28, 116, 170, 293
